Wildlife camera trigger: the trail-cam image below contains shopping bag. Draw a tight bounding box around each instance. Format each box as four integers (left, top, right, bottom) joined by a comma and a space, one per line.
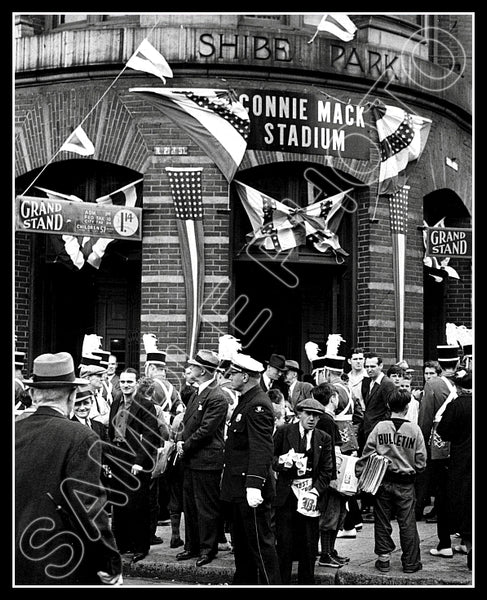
329, 453, 359, 496
151, 440, 176, 479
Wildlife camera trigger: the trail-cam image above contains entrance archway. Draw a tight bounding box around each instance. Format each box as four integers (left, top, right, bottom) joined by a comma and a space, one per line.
230, 162, 358, 374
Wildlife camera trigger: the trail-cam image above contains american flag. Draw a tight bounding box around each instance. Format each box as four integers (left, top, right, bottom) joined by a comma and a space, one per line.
131, 87, 250, 182
388, 185, 409, 362
166, 167, 205, 358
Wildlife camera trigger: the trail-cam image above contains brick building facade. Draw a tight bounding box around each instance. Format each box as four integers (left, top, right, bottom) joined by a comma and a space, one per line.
14, 13, 473, 386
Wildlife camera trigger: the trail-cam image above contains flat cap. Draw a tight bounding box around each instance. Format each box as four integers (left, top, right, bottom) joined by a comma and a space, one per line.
295, 397, 325, 415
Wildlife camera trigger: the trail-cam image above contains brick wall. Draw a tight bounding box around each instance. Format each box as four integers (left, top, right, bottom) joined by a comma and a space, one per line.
14, 232, 32, 368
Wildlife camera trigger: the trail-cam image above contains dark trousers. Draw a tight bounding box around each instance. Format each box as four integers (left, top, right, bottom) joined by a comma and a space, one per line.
275, 493, 319, 585
429, 459, 451, 549
182, 468, 222, 557
230, 499, 281, 585
106, 444, 153, 555
374, 481, 421, 569
343, 496, 362, 529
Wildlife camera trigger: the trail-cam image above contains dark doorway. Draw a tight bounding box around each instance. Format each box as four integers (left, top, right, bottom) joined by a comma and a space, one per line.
233, 260, 349, 377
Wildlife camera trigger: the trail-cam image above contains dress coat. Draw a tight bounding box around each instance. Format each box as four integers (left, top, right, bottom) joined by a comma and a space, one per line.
361, 375, 395, 440
272, 422, 334, 512
15, 406, 121, 585
181, 382, 228, 470
221, 384, 276, 502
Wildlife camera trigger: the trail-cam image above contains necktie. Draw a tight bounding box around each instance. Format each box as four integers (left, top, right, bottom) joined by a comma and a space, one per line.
299, 431, 306, 454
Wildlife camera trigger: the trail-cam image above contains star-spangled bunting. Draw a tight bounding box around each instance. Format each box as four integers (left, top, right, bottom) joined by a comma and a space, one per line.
235, 180, 352, 259
165, 167, 205, 358
388, 185, 409, 362
372, 103, 432, 196
130, 87, 250, 182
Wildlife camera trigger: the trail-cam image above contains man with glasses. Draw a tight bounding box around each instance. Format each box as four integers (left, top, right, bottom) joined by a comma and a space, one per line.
106, 367, 159, 564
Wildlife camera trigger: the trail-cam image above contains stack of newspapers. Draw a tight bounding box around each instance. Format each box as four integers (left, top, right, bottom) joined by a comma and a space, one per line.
357, 454, 391, 495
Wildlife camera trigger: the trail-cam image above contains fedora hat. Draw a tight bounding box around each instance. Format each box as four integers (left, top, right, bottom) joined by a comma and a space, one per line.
187, 350, 221, 372
284, 359, 303, 375
24, 352, 86, 388
266, 353, 287, 371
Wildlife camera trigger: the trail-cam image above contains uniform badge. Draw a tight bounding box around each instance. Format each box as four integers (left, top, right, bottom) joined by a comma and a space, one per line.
254, 406, 264, 413
235, 414, 242, 422
198, 403, 203, 411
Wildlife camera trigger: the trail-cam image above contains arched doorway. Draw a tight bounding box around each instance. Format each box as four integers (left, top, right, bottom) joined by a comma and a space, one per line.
15, 160, 143, 369
423, 188, 472, 360
229, 162, 358, 374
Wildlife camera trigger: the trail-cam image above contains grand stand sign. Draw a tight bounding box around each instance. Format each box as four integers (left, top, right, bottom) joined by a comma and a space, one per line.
15, 196, 142, 240
425, 227, 472, 259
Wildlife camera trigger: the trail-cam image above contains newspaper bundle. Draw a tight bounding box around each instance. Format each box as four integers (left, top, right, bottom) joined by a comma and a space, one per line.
357, 454, 391, 495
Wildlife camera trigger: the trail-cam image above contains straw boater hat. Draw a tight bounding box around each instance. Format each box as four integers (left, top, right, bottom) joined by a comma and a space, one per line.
23, 352, 86, 388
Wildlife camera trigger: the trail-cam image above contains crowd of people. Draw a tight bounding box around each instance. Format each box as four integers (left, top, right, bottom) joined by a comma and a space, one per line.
14, 334, 473, 585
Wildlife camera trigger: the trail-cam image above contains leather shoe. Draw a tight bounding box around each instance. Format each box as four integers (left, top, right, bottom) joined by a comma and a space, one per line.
132, 552, 147, 563
196, 554, 213, 567
176, 550, 198, 561
170, 537, 184, 549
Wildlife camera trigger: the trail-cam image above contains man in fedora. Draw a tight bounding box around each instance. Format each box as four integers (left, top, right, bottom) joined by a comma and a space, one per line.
260, 353, 288, 398
175, 350, 228, 567
221, 353, 281, 585
283, 359, 314, 411
15, 352, 122, 585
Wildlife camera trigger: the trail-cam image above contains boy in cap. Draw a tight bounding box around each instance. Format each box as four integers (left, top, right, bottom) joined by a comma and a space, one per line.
273, 397, 334, 584
221, 353, 281, 585
361, 387, 426, 574
15, 352, 122, 585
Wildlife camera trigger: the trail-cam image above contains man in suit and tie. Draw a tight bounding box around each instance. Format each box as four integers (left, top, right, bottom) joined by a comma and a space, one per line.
273, 398, 334, 584
175, 350, 228, 567
260, 353, 288, 398
284, 359, 314, 411
361, 352, 396, 442
359, 352, 396, 522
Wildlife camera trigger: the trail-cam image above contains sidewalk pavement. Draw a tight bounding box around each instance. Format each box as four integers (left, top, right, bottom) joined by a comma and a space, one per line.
123, 518, 473, 587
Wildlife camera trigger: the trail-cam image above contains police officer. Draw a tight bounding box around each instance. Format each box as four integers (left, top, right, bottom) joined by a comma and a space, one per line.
221, 353, 281, 585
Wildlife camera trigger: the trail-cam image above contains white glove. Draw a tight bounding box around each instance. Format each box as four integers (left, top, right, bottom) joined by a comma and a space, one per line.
97, 571, 123, 585
131, 464, 143, 475
246, 487, 263, 508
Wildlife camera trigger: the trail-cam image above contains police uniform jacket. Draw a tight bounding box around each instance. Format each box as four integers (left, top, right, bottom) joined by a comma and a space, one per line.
108, 395, 159, 469
221, 384, 276, 502
272, 421, 334, 511
15, 406, 121, 585
181, 381, 228, 470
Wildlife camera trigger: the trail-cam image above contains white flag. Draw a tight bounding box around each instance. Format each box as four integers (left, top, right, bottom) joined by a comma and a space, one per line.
60, 125, 95, 156
308, 13, 357, 44
126, 39, 173, 83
